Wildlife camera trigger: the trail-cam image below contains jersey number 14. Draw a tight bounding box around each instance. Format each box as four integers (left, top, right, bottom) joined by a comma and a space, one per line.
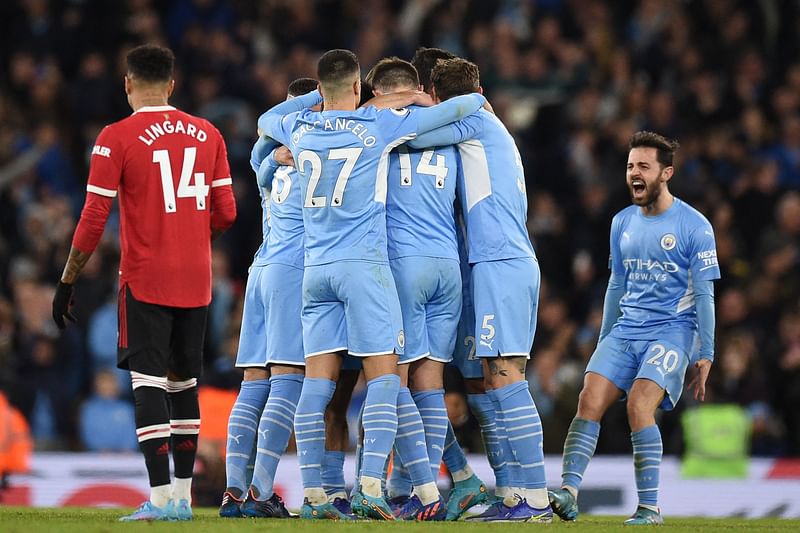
153, 147, 209, 213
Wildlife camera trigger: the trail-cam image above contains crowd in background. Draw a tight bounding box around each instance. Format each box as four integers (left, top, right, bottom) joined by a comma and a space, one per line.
0, 0, 799, 459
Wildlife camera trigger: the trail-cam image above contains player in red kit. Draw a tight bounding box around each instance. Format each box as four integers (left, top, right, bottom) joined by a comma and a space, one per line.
52, 44, 236, 522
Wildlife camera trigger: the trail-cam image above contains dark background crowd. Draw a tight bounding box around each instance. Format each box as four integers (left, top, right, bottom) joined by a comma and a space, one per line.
0, 0, 799, 459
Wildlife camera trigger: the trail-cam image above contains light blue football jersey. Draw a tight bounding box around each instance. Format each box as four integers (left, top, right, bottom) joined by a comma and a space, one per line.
261, 164, 304, 269
249, 139, 304, 269
609, 198, 720, 345
249, 139, 273, 266
258, 92, 486, 266
386, 105, 459, 261
408, 108, 535, 263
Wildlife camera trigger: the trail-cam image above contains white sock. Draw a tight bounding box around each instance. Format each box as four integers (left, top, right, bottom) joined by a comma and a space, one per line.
304, 487, 328, 505
640, 503, 659, 513
150, 484, 172, 508
415, 482, 440, 505
503, 490, 522, 507
172, 477, 192, 504
451, 464, 474, 483
522, 487, 549, 509
359, 475, 383, 498
327, 490, 348, 502
495, 486, 510, 499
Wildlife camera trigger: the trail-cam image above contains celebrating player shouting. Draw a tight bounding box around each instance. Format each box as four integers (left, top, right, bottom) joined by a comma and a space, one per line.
548, 131, 719, 526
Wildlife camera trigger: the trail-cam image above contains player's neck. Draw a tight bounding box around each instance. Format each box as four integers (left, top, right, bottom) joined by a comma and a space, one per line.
639, 191, 674, 217
322, 97, 356, 112
129, 94, 171, 112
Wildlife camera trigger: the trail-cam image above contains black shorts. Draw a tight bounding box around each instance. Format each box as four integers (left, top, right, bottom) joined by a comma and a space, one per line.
117, 284, 208, 379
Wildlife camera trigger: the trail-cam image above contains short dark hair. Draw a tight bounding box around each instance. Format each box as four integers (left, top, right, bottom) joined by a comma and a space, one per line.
430, 58, 480, 102
317, 49, 360, 90
359, 80, 374, 107
126, 44, 174, 83
628, 131, 680, 168
288, 77, 319, 98
411, 47, 456, 92
365, 57, 419, 93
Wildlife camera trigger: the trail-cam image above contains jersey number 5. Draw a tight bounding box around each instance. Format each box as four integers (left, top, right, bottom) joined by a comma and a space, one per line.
299, 147, 363, 208
153, 147, 208, 213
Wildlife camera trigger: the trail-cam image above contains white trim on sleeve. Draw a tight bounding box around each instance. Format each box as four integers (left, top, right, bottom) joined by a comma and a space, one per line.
211, 178, 233, 187
86, 184, 118, 198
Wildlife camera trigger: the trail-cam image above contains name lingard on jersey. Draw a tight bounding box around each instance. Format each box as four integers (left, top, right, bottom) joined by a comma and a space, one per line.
623, 258, 679, 282
137, 119, 208, 146
292, 117, 377, 147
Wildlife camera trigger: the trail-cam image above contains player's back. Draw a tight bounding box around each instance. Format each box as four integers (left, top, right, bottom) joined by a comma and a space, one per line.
261, 165, 304, 268
457, 109, 535, 263
91, 106, 229, 307
386, 105, 459, 261
290, 106, 416, 266
611, 199, 720, 344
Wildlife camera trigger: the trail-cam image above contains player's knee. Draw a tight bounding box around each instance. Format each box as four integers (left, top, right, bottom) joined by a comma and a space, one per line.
576, 387, 605, 421
626, 395, 656, 426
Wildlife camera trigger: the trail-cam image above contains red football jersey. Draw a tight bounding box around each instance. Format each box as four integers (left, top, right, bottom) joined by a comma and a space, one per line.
82, 105, 234, 307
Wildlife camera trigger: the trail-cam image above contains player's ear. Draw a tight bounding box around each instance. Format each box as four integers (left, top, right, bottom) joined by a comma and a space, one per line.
418, 84, 423, 92
662, 165, 674, 182
431, 86, 440, 104
167, 79, 175, 98
124, 75, 132, 95
478, 86, 484, 95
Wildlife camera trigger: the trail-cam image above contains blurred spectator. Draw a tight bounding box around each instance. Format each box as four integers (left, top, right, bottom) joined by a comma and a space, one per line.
78, 369, 137, 452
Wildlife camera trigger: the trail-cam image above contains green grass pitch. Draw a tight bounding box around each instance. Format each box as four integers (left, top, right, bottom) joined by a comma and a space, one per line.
1, 507, 798, 532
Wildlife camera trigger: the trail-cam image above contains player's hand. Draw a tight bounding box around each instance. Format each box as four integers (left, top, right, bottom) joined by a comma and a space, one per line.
52, 281, 77, 330
411, 90, 434, 107
687, 358, 712, 401
275, 146, 295, 167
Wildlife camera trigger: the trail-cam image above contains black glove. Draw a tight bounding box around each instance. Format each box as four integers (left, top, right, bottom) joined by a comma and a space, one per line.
52, 281, 77, 330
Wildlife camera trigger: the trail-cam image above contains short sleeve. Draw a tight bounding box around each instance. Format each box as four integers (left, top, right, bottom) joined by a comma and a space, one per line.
688, 221, 721, 281
86, 125, 124, 198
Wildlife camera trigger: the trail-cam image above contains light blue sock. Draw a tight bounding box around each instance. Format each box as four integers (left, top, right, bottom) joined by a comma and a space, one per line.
322, 450, 346, 498
394, 387, 435, 488
412, 389, 448, 482
225, 379, 270, 493
360, 374, 400, 479
250, 374, 303, 499
387, 450, 412, 498
442, 421, 468, 474
488, 388, 522, 490
561, 417, 600, 491
492, 381, 546, 489
294, 378, 336, 490
632, 425, 662, 508
467, 392, 509, 489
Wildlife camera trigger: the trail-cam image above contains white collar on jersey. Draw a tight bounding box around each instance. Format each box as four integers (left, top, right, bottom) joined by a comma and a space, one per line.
133, 105, 176, 114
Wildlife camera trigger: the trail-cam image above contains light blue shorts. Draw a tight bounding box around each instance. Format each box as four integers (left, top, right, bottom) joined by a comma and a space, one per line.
585, 334, 691, 410
450, 261, 482, 379
302, 260, 404, 358
235, 263, 305, 367
391, 256, 461, 364
472, 257, 540, 358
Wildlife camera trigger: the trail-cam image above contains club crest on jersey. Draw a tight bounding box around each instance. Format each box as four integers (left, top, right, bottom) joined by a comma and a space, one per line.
660, 233, 677, 250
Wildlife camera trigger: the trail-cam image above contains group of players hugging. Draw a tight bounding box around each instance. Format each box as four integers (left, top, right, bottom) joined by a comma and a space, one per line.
56, 43, 719, 525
